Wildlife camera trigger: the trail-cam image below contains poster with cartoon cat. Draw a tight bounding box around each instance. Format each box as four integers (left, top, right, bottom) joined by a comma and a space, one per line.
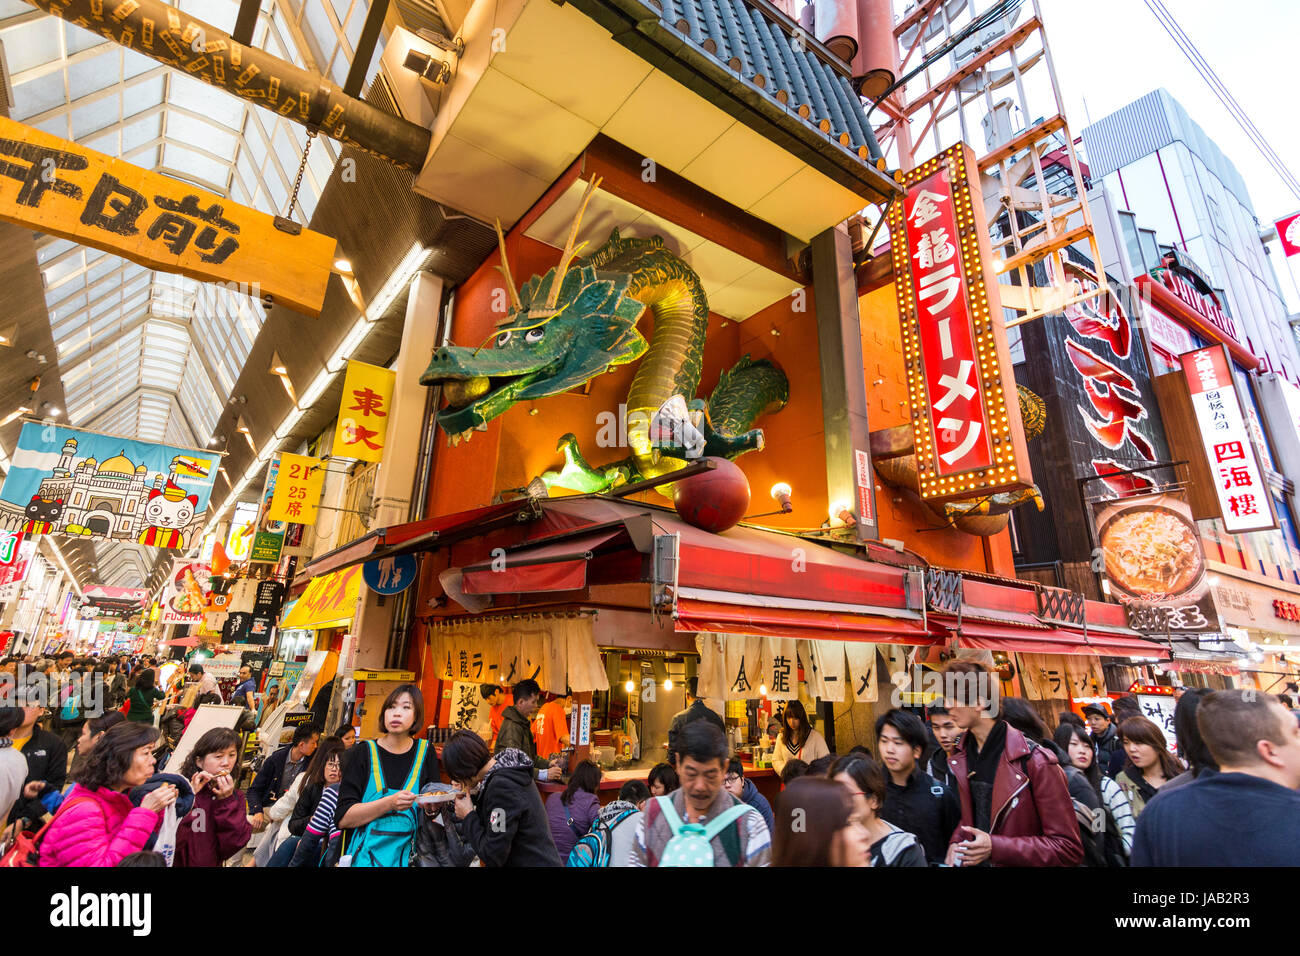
0, 423, 218, 552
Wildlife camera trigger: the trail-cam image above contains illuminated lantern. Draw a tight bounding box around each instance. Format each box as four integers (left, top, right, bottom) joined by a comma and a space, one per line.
674, 458, 750, 532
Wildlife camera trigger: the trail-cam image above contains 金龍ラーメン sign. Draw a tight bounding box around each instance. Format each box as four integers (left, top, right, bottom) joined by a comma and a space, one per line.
887, 141, 1032, 503
1181, 345, 1276, 533
0, 116, 335, 316
267, 454, 326, 525
332, 361, 396, 463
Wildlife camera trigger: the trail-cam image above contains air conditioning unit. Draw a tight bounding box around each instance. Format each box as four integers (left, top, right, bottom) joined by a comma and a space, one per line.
379, 26, 451, 129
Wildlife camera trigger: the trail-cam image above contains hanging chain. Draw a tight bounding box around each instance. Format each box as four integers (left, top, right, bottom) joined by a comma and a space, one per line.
285, 129, 316, 220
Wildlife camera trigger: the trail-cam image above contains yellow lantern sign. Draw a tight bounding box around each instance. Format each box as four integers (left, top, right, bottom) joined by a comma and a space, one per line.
332, 360, 396, 463
267, 454, 326, 525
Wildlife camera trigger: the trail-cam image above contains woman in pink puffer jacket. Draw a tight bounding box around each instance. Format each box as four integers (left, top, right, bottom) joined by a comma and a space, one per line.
40, 722, 178, 867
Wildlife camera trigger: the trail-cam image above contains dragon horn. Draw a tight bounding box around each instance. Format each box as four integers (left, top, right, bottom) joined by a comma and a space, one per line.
545, 175, 603, 310
494, 219, 523, 313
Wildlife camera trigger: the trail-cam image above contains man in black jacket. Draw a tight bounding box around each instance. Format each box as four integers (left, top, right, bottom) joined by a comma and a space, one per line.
667, 677, 725, 765
8, 702, 68, 826
927, 705, 961, 789
1084, 704, 1120, 777
1134, 690, 1300, 865
447, 730, 561, 867
875, 708, 960, 864
248, 723, 319, 829
493, 679, 561, 782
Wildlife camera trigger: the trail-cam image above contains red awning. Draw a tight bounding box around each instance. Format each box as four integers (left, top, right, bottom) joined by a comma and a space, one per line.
538, 497, 914, 610
675, 598, 938, 646
298, 499, 537, 580
939, 617, 1170, 658
460, 526, 630, 595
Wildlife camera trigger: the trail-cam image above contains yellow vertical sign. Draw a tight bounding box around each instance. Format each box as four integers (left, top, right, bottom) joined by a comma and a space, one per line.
332, 360, 396, 463
267, 454, 326, 525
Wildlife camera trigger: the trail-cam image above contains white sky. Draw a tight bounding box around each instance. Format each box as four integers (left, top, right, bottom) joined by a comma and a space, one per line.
1039, 0, 1300, 310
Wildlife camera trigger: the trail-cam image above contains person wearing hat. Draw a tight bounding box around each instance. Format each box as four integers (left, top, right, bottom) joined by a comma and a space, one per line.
1083, 704, 1120, 779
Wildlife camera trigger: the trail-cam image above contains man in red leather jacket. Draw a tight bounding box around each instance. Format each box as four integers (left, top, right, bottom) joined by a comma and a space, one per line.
940, 660, 1083, 867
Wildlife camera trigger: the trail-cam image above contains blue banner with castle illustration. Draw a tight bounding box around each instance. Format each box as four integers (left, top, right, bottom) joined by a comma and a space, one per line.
0, 423, 218, 552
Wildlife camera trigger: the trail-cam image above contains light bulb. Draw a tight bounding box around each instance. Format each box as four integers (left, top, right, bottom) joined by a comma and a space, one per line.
663, 678, 673, 691
770, 482, 793, 513
624, 679, 634, 693
759, 684, 768, 696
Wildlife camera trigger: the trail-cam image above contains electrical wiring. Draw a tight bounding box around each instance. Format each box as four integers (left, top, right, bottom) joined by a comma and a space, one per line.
866, 0, 1027, 120
1145, 0, 1300, 203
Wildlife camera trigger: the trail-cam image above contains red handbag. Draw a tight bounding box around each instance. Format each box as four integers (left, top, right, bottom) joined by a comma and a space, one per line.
0, 796, 92, 867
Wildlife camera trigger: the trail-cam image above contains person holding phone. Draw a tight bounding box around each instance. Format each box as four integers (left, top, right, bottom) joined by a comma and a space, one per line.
940, 660, 1083, 868
176, 727, 252, 867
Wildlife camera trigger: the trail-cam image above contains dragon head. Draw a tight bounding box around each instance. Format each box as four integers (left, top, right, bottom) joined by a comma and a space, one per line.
420, 179, 648, 435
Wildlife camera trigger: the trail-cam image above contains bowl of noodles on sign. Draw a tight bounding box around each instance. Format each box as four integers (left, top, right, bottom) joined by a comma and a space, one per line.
1098, 504, 1204, 601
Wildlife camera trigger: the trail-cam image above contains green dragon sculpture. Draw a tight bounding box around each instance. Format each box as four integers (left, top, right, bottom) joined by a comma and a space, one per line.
420, 177, 789, 494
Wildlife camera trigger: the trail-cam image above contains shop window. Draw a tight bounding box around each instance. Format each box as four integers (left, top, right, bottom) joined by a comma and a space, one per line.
336, 459, 379, 546
1118, 210, 1145, 277
1138, 229, 1161, 272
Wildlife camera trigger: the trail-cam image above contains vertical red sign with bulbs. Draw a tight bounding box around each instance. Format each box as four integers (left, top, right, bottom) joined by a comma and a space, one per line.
887, 141, 1032, 503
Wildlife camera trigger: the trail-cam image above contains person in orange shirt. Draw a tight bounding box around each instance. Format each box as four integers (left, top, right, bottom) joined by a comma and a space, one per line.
532, 690, 573, 763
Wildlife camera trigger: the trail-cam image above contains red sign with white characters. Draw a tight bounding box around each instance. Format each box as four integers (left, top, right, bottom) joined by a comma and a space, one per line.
1276, 212, 1300, 257
888, 143, 1031, 503
1181, 345, 1276, 533
904, 169, 992, 475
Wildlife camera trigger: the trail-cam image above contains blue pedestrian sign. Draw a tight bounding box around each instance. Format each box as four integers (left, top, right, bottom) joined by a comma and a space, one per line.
362, 553, 417, 595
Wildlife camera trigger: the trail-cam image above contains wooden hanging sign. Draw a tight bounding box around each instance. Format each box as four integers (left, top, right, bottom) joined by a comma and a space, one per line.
0, 115, 335, 316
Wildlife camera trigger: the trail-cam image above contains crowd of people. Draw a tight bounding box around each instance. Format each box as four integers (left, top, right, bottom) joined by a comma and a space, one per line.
1, 652, 1297, 867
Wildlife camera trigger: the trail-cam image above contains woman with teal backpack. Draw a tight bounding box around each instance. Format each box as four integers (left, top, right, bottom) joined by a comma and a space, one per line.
335, 685, 439, 867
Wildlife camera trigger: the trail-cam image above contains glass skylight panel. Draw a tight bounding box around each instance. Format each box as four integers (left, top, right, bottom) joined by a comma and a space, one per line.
67, 48, 119, 100
178, 0, 240, 32
166, 113, 240, 161
343, 0, 367, 51
3, 16, 61, 74
69, 100, 119, 140
121, 47, 158, 80
164, 405, 194, 448
14, 72, 67, 121
37, 238, 76, 265
303, 0, 337, 68
168, 73, 244, 130
179, 360, 222, 437
123, 75, 166, 116
160, 143, 231, 193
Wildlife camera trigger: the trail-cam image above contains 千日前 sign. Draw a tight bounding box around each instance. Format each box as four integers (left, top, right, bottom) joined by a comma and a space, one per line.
0, 116, 335, 316
1181, 345, 1276, 534
887, 141, 1032, 503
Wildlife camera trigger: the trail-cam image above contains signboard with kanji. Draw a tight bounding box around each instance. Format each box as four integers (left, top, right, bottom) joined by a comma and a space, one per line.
887, 141, 1032, 503
280, 566, 361, 630
0, 116, 335, 316
267, 454, 326, 525
0, 530, 22, 566
332, 360, 396, 463
1181, 345, 1276, 533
